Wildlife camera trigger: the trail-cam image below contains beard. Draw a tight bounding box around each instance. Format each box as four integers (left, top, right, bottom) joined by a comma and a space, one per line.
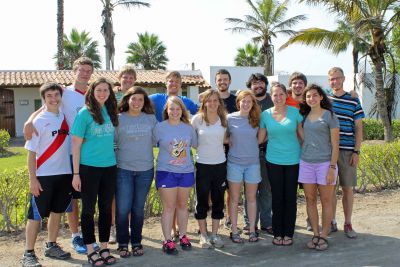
254, 88, 267, 97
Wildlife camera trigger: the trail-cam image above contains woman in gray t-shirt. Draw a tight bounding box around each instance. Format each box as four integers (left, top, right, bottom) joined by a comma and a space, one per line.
226, 90, 261, 243
298, 84, 339, 251
114, 87, 157, 257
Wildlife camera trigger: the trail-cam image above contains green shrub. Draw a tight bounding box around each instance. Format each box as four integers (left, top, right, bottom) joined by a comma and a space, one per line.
363, 119, 400, 140
0, 167, 29, 232
357, 141, 400, 192
0, 129, 11, 151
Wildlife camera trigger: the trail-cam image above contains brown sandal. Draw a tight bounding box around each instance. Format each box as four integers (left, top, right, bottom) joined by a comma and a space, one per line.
132, 245, 144, 256
117, 247, 131, 258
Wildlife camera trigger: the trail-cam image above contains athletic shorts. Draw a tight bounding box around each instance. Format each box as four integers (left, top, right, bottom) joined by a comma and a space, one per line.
337, 150, 357, 187
227, 162, 261, 184
155, 171, 195, 189
298, 160, 338, 185
27, 174, 73, 221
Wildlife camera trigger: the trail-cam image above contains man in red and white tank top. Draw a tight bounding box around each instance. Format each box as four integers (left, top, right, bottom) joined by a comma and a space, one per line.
22, 83, 72, 267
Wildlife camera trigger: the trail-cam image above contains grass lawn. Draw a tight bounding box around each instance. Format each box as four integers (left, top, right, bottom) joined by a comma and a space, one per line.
0, 147, 27, 170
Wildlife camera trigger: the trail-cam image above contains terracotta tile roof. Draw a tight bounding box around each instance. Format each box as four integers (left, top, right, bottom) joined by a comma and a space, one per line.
0, 70, 210, 88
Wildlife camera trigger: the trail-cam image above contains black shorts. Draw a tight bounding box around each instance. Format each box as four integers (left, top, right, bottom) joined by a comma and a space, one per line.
27, 174, 73, 221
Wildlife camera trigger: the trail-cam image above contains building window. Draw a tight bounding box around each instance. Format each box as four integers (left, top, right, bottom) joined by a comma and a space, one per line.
34, 99, 42, 111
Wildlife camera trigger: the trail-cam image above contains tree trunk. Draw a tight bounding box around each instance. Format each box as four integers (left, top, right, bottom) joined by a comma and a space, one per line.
57, 0, 64, 70
352, 47, 358, 91
372, 57, 393, 142
262, 42, 273, 76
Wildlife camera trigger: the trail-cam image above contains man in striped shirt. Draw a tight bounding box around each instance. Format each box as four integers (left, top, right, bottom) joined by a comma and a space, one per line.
328, 67, 364, 238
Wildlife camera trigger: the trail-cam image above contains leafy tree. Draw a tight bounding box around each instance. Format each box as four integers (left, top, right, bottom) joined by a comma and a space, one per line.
57, 28, 102, 69
280, 17, 369, 90
226, 0, 307, 75
126, 32, 168, 70
235, 42, 263, 66
100, 0, 150, 70
299, 0, 400, 142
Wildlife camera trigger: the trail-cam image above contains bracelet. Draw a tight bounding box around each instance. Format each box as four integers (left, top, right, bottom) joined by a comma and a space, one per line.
329, 165, 336, 169
73, 173, 79, 175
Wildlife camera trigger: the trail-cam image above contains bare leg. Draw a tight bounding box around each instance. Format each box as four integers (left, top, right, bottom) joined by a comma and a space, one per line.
198, 219, 207, 236
25, 219, 40, 250
342, 186, 354, 224
176, 187, 191, 236
228, 182, 241, 233
244, 183, 258, 233
303, 184, 319, 237
67, 199, 79, 235
111, 197, 116, 226
319, 185, 334, 238
332, 185, 338, 222
159, 188, 177, 240
211, 219, 220, 235
47, 212, 62, 242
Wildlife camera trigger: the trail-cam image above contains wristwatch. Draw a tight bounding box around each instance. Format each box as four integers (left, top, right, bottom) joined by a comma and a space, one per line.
352, 150, 360, 155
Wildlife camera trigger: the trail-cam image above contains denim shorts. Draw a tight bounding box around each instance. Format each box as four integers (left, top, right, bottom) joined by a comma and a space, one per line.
298, 160, 338, 185
155, 171, 195, 189
227, 162, 261, 184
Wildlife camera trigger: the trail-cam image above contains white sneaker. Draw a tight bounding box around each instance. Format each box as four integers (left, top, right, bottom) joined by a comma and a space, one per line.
210, 234, 224, 248
199, 234, 212, 249
109, 225, 116, 244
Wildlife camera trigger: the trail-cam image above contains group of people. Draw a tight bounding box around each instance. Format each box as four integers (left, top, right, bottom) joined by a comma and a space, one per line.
21, 56, 364, 267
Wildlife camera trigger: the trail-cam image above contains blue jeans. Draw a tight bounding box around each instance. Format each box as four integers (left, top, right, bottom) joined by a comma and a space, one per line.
115, 167, 154, 246
244, 152, 272, 228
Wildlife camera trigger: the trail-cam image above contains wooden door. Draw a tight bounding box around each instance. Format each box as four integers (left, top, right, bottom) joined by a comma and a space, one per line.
0, 88, 15, 137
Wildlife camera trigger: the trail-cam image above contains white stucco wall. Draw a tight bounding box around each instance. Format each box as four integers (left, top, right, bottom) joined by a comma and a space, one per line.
12, 87, 41, 137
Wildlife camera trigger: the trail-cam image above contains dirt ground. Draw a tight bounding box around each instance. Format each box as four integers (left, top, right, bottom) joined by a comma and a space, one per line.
1, 189, 400, 267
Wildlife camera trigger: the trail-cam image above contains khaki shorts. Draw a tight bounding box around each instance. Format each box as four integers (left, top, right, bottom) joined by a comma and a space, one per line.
337, 150, 357, 187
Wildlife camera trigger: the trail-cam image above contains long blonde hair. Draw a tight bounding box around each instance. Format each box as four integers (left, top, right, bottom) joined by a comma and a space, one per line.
162, 96, 190, 124
236, 90, 260, 128
198, 89, 227, 127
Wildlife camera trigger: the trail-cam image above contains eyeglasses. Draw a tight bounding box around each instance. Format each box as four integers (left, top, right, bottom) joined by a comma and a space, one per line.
328, 76, 343, 82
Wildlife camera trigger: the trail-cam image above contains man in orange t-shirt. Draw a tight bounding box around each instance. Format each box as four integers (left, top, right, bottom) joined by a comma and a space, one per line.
285, 72, 307, 109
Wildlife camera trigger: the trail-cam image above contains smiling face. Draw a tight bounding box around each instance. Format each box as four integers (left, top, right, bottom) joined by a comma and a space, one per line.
215, 74, 231, 92
166, 76, 182, 96
43, 89, 62, 112
94, 82, 110, 106
75, 64, 93, 85
167, 101, 182, 121
205, 93, 220, 113
305, 89, 323, 109
239, 95, 253, 114
290, 79, 306, 97
128, 93, 144, 113
251, 80, 267, 97
328, 70, 345, 92
120, 73, 136, 90
271, 86, 287, 107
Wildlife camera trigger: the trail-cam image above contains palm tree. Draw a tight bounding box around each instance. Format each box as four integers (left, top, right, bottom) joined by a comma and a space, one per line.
100, 0, 150, 70
58, 28, 102, 69
57, 0, 64, 70
235, 42, 264, 66
126, 32, 168, 70
299, 0, 400, 141
226, 0, 307, 75
279, 18, 369, 90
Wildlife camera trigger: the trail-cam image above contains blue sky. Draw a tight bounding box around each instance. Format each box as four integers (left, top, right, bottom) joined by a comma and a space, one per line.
1, 0, 353, 80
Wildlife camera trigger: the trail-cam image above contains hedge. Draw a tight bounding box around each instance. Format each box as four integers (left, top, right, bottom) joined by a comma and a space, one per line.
1, 141, 399, 231
363, 119, 400, 140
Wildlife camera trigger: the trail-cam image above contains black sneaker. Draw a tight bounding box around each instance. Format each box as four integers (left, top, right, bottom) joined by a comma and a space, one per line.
162, 240, 178, 255
179, 235, 192, 250
44, 243, 71, 260
21, 251, 42, 267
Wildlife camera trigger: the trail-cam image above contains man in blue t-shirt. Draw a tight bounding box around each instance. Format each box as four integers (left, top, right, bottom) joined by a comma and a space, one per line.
149, 71, 198, 122
328, 67, 365, 239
